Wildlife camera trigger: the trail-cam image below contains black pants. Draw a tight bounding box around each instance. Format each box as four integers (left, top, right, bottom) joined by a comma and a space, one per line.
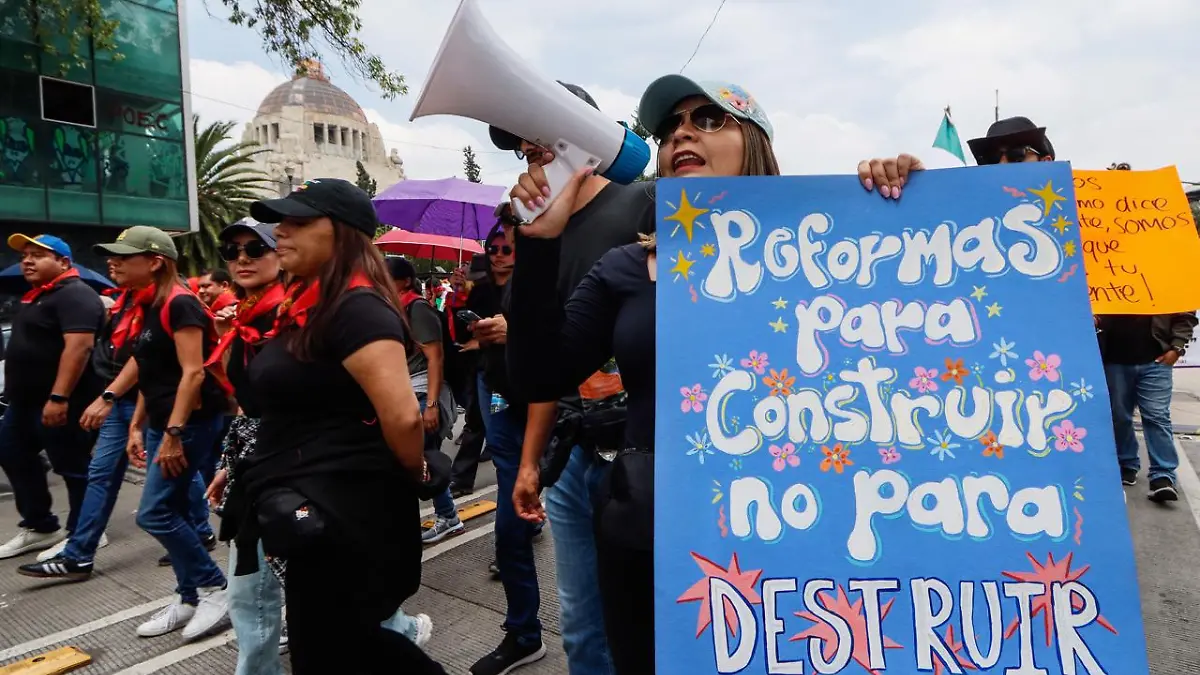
450, 378, 486, 489
596, 535, 655, 674
0, 402, 92, 533
286, 544, 446, 675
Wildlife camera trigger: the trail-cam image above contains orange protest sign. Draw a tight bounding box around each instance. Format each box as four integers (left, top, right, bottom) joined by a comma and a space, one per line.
1073, 166, 1200, 314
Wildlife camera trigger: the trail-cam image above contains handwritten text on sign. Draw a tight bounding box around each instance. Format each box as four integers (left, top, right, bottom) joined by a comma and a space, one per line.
1075, 166, 1200, 314
654, 164, 1149, 674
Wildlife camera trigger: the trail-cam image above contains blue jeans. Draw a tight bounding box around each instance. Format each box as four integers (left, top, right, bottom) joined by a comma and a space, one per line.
228, 541, 284, 675
477, 374, 541, 643
1105, 362, 1179, 481
63, 400, 136, 561
0, 402, 91, 533
545, 447, 614, 675
416, 390, 458, 521
137, 418, 226, 604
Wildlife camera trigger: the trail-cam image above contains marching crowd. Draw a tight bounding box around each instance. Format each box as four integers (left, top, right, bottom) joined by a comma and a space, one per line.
0, 72, 1195, 675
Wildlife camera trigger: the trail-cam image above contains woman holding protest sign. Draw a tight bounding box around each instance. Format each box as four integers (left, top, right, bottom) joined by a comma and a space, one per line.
505, 74, 923, 673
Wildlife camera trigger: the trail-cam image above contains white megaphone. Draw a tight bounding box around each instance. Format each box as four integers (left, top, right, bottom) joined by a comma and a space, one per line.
410, 0, 651, 223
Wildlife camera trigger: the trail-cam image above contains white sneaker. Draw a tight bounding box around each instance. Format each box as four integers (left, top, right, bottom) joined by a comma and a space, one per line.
413, 613, 433, 648
0, 528, 66, 560
137, 600, 196, 637
181, 586, 230, 641
37, 532, 109, 563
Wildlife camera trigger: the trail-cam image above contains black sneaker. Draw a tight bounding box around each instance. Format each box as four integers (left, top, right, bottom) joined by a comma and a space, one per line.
1148, 477, 1179, 502
1121, 468, 1138, 486
18, 555, 93, 582
469, 633, 546, 675
159, 534, 218, 566
450, 483, 474, 499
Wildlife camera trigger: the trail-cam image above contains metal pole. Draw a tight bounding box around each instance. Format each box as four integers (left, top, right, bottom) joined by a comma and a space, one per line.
994, 90, 999, 123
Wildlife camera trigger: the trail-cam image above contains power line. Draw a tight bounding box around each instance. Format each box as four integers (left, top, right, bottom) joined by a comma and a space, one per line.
183, 89, 511, 155
680, 0, 727, 73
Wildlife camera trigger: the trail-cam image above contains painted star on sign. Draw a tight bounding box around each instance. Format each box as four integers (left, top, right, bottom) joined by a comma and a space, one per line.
769, 317, 788, 333
700, 243, 717, 257
676, 552, 763, 638
1051, 215, 1072, 235
664, 189, 710, 242
970, 285, 987, 301
772, 297, 788, 310
986, 302, 1003, 317
1063, 240, 1077, 257
1028, 180, 1066, 216
670, 250, 696, 282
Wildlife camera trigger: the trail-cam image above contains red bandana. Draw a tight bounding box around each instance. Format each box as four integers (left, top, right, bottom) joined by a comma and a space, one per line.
21, 268, 80, 304
109, 284, 158, 351
265, 273, 374, 339
205, 282, 288, 367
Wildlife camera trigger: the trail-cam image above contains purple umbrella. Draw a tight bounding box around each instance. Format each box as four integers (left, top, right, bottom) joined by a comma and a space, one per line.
372, 177, 508, 240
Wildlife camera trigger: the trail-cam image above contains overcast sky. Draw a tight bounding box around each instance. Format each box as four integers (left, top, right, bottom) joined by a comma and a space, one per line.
184, 0, 1200, 192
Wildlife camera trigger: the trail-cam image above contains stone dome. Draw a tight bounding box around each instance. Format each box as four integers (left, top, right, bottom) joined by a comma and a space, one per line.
256, 61, 367, 124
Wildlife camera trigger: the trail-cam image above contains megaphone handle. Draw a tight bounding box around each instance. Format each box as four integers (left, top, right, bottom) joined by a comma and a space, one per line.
512, 141, 600, 224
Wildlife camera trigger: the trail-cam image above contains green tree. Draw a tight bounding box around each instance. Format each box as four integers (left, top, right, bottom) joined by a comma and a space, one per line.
627, 109, 656, 182
177, 115, 272, 276
355, 160, 377, 197
462, 145, 482, 183
23, 0, 406, 98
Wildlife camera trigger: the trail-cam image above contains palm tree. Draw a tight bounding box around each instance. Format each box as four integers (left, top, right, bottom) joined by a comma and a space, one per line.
177, 115, 272, 275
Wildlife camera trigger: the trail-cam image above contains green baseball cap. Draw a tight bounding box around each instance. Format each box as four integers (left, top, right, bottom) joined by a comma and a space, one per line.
93, 225, 179, 260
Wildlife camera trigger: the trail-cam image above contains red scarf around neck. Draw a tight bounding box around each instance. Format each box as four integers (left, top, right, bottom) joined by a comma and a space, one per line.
265, 273, 374, 339
22, 268, 80, 304
109, 284, 158, 350
205, 282, 288, 367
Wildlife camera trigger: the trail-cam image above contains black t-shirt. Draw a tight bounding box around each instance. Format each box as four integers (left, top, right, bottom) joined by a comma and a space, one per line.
468, 278, 519, 404
1100, 315, 1162, 365
227, 310, 277, 419
509, 241, 656, 450
249, 290, 411, 466
5, 278, 104, 406
133, 294, 226, 429
557, 181, 657, 301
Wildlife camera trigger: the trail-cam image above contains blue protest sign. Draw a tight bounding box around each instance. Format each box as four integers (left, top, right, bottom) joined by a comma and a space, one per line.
654, 163, 1149, 674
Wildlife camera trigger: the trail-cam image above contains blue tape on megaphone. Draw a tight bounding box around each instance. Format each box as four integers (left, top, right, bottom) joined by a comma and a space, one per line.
601, 128, 652, 184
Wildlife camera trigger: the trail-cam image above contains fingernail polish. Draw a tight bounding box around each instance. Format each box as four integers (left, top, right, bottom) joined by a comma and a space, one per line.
864, 178, 874, 190
526, 201, 536, 211
881, 185, 891, 198
542, 186, 551, 197
894, 186, 902, 199
535, 197, 546, 208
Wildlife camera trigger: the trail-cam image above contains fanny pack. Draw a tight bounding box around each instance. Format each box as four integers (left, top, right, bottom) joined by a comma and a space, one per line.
594, 447, 654, 551
256, 486, 327, 559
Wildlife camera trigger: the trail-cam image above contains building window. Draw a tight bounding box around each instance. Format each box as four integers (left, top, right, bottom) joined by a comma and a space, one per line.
271, 123, 279, 145
47, 123, 101, 223
95, 89, 182, 140
99, 130, 188, 228
313, 123, 324, 147
94, 0, 182, 101
340, 127, 348, 153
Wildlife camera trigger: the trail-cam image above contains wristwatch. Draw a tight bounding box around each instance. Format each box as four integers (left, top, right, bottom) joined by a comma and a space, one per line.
165, 425, 184, 437
101, 390, 117, 403
48, 393, 68, 404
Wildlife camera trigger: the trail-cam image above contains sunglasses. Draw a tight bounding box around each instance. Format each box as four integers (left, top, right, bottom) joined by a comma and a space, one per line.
487, 244, 513, 256
986, 145, 1043, 165
514, 146, 549, 162
219, 240, 273, 261
653, 104, 738, 144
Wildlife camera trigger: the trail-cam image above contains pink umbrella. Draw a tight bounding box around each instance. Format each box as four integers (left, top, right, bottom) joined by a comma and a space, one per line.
375, 229, 484, 261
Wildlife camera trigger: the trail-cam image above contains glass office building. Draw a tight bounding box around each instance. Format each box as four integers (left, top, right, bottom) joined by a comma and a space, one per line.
0, 0, 197, 245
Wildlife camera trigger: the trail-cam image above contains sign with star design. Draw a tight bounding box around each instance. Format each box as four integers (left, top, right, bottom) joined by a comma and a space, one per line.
1071, 166, 1200, 314
654, 163, 1149, 674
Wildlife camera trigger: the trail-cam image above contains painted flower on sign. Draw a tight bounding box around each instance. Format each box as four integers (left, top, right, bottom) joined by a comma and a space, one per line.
927, 429, 960, 461
910, 366, 940, 393
686, 431, 713, 464
681, 384, 708, 413
1026, 350, 1062, 382
709, 354, 733, 379
878, 447, 901, 464
763, 368, 796, 396
980, 431, 1004, 459
941, 358, 970, 386
989, 337, 1019, 367
1053, 420, 1087, 453
740, 350, 769, 374
769, 443, 800, 471
820, 444, 853, 473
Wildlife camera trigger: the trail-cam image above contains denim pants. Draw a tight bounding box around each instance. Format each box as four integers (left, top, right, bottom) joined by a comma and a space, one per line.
416, 391, 458, 521
1105, 362, 1179, 481
477, 374, 541, 644
137, 418, 226, 604
545, 447, 614, 675
0, 402, 92, 533
62, 400, 136, 561
228, 541, 284, 675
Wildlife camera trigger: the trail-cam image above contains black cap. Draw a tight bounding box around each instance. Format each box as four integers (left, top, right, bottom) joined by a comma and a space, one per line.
219, 217, 277, 249
967, 116, 1055, 165
386, 256, 417, 286
489, 82, 600, 151
250, 178, 379, 236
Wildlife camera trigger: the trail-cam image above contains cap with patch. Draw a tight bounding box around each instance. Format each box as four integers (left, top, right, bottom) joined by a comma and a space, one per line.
489, 81, 601, 151
93, 226, 178, 260
966, 116, 1054, 165
219, 217, 277, 249
8, 233, 71, 259
638, 75, 774, 141
250, 178, 379, 236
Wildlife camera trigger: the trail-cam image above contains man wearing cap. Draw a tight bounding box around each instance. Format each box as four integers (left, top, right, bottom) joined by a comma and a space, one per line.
495, 81, 655, 675
0, 234, 105, 560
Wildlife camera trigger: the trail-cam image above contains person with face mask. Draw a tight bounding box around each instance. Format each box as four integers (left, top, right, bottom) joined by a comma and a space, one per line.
0, 234, 103, 561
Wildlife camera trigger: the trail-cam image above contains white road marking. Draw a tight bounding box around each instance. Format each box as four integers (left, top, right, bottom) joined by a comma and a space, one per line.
1173, 438, 1200, 532
1, 505, 497, 666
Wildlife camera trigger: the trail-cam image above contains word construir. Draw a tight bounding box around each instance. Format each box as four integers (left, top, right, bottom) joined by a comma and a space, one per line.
701, 203, 1062, 375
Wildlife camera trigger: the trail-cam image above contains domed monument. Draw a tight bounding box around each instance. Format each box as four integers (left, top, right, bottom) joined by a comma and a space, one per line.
242, 60, 405, 195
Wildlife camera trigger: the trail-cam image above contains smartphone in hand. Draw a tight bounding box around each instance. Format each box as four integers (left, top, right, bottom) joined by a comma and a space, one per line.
457, 309, 483, 325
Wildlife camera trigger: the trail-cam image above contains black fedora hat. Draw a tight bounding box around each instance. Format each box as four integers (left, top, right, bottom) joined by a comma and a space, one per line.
967, 116, 1054, 165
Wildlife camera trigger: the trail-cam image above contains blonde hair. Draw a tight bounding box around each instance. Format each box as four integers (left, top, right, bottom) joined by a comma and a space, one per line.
642, 121, 779, 252
151, 257, 184, 307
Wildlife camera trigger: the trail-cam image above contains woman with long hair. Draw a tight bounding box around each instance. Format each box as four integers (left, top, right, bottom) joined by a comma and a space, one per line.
91, 226, 231, 640
223, 178, 446, 674
506, 77, 921, 673
203, 219, 290, 674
